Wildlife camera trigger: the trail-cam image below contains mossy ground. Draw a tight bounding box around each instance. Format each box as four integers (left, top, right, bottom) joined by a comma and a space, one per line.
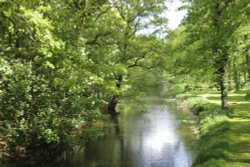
177, 89, 250, 167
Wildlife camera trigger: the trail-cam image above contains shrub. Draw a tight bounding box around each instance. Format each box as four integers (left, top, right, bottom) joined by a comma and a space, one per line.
194, 111, 230, 166
186, 97, 209, 107
245, 92, 250, 100
184, 84, 193, 92
164, 84, 186, 97
192, 105, 206, 115
195, 159, 227, 167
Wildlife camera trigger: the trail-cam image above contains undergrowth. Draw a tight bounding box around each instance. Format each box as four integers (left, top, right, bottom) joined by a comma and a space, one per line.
177, 95, 231, 167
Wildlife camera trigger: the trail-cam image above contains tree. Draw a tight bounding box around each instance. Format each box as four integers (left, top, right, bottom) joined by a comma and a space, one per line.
0, 0, 113, 155
102, 0, 167, 115
181, 0, 250, 110
0, 0, 168, 156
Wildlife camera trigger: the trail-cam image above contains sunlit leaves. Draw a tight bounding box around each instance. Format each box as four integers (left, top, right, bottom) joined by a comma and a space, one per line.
0, 0, 169, 155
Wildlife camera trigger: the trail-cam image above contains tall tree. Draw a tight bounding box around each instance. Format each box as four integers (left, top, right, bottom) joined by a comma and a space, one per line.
0, 0, 168, 156
102, 0, 167, 115
183, 0, 249, 110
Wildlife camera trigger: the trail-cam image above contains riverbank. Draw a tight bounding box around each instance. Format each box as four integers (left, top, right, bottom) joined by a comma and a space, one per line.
0, 117, 107, 166
175, 89, 250, 167
55, 98, 196, 167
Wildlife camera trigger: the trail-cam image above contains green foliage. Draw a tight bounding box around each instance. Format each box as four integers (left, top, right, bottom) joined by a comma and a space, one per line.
125, 69, 163, 97
200, 114, 229, 136
0, 0, 168, 157
244, 92, 250, 100
186, 97, 209, 107
177, 92, 232, 166
70, 126, 105, 147
178, 90, 250, 166
164, 84, 186, 97
167, 0, 250, 109
195, 159, 227, 167
83, 111, 107, 122
192, 105, 231, 166
191, 105, 206, 115
195, 115, 230, 165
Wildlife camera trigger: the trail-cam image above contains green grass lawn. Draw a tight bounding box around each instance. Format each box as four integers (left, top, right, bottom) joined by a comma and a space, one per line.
178, 89, 250, 167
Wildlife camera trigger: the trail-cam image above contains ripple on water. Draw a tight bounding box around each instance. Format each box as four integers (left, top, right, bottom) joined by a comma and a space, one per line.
65, 102, 196, 167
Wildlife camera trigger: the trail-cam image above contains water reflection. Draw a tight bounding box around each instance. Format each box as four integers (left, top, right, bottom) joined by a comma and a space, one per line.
58, 100, 195, 167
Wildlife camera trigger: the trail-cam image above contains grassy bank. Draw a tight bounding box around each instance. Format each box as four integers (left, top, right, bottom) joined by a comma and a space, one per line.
176, 89, 250, 167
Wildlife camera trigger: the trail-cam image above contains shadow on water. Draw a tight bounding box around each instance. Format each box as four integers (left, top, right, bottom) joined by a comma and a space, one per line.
1, 97, 197, 167
57, 97, 197, 167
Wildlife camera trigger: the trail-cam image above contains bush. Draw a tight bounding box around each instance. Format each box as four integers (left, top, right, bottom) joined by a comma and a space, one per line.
184, 84, 193, 92
186, 97, 209, 107
195, 159, 227, 167
164, 84, 186, 97
194, 110, 230, 166
192, 105, 206, 115
245, 92, 250, 100
194, 83, 203, 90
185, 97, 209, 115
178, 93, 232, 166
200, 115, 229, 136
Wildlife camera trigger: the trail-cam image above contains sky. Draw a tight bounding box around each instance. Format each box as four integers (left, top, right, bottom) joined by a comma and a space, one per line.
136, 0, 187, 36
166, 0, 187, 30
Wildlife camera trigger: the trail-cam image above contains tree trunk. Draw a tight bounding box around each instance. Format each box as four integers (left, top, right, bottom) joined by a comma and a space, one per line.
106, 74, 123, 117
243, 70, 247, 84
244, 35, 250, 80
246, 53, 250, 79
233, 57, 240, 92
107, 96, 118, 116
217, 66, 228, 110
227, 62, 233, 91
213, 2, 228, 111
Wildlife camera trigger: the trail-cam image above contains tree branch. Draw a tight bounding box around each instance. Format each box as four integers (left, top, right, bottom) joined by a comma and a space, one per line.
85, 32, 113, 45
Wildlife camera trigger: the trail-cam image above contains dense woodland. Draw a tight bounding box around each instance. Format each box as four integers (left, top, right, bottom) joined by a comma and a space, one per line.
0, 0, 167, 157
167, 0, 250, 110
0, 0, 250, 165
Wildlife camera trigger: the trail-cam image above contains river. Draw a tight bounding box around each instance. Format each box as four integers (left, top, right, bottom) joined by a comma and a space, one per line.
58, 98, 197, 167
1, 98, 197, 167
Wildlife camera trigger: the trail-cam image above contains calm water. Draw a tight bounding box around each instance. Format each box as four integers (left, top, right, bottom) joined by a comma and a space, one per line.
1, 98, 197, 167
59, 98, 197, 167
